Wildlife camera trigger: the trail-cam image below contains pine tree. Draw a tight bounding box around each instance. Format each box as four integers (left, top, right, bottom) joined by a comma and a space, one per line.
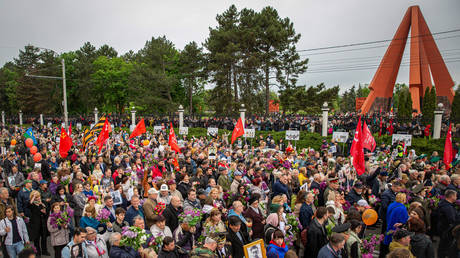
451, 85, 460, 122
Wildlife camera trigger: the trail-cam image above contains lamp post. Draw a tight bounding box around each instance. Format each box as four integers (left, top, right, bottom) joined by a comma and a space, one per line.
40, 114, 44, 126
94, 107, 99, 123
239, 104, 246, 128
321, 102, 329, 137
1, 111, 4, 126
131, 106, 136, 126
433, 103, 444, 139
19, 110, 23, 126
178, 105, 184, 129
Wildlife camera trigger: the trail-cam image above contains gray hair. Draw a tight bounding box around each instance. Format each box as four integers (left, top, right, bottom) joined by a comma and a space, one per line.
133, 215, 144, 223
85, 227, 96, 234
0, 187, 8, 194
109, 232, 121, 245
205, 237, 216, 244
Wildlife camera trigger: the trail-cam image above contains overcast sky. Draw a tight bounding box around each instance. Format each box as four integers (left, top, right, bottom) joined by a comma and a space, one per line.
1, 0, 459, 92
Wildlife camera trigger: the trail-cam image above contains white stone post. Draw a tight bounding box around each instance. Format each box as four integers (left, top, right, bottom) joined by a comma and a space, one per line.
178, 105, 184, 129
94, 107, 99, 122
321, 102, 329, 137
1, 111, 5, 126
433, 103, 444, 139
40, 114, 44, 126
19, 110, 23, 126
239, 104, 246, 128
131, 106, 136, 125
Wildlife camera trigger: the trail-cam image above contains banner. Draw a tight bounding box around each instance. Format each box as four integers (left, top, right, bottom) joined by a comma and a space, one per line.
243, 128, 255, 138
332, 132, 349, 143
285, 130, 300, 141
179, 127, 189, 135
392, 134, 412, 146
207, 127, 219, 136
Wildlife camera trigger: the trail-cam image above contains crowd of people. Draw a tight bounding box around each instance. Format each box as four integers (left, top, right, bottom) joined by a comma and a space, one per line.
0, 119, 458, 258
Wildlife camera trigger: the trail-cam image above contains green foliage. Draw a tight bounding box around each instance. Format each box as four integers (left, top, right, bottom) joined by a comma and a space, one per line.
452, 85, 460, 123
397, 86, 412, 119
279, 83, 338, 114
421, 87, 437, 125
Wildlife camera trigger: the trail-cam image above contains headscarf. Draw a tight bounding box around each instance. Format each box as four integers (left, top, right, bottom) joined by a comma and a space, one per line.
266, 213, 279, 227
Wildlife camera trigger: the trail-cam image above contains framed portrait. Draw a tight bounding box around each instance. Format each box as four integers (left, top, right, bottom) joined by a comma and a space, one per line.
110, 191, 123, 206
243, 239, 266, 258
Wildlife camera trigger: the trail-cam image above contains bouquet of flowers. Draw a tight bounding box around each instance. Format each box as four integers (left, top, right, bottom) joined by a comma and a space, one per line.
231, 193, 249, 207
148, 233, 164, 253
368, 195, 380, 205
263, 163, 275, 173
361, 234, 384, 258
24, 242, 37, 254
120, 226, 151, 251
60, 175, 70, 186
427, 194, 442, 209
96, 208, 111, 224
178, 208, 203, 227
286, 213, 301, 234
153, 202, 166, 215
49, 206, 74, 228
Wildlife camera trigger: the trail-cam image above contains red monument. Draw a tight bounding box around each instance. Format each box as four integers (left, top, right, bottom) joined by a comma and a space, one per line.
360, 6, 455, 114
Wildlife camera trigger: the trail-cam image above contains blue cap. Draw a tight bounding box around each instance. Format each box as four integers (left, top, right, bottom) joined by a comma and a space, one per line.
39, 180, 48, 185
234, 171, 243, 177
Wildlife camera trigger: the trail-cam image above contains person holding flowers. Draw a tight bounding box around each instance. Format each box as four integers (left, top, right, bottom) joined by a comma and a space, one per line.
203, 209, 226, 237
47, 202, 71, 258
150, 215, 173, 238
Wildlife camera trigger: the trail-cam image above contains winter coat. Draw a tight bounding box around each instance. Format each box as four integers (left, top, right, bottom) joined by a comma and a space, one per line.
389, 241, 414, 258
47, 216, 70, 246
17, 187, 32, 217
143, 198, 158, 229
379, 188, 396, 219
305, 219, 327, 258
0, 217, 29, 245
243, 206, 265, 239
436, 199, 457, 237
266, 241, 289, 258
410, 233, 435, 258
86, 232, 111, 258
125, 205, 144, 226
28, 202, 47, 241
226, 229, 249, 258
272, 180, 289, 199
150, 224, 173, 238
109, 245, 139, 258
317, 244, 342, 258
71, 192, 87, 217
163, 204, 181, 233
345, 189, 362, 205
384, 202, 408, 245
299, 202, 314, 230
80, 216, 102, 230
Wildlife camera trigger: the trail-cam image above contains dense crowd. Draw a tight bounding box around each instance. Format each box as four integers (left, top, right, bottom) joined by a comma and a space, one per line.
0, 121, 458, 258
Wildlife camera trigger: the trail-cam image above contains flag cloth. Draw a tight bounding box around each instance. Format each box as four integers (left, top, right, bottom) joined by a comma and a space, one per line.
231, 118, 245, 144
378, 117, 383, 137
129, 118, 146, 139
168, 123, 181, 153
444, 123, 453, 169
350, 117, 365, 175
82, 129, 95, 151
387, 118, 394, 135
59, 127, 72, 157
362, 121, 376, 152
95, 119, 110, 154
68, 123, 72, 136
424, 124, 431, 137
24, 128, 37, 145
92, 116, 106, 132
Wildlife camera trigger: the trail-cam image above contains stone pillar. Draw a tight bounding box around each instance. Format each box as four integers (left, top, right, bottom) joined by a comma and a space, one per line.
131, 106, 136, 125
178, 105, 184, 129
40, 114, 44, 126
433, 103, 444, 139
94, 107, 99, 123
239, 104, 246, 128
321, 102, 329, 137
1, 111, 4, 126
19, 110, 23, 126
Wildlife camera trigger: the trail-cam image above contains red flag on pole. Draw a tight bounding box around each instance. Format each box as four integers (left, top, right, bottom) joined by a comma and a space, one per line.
378, 117, 383, 137
387, 118, 394, 136
169, 123, 181, 153
444, 123, 453, 169
129, 118, 146, 139
59, 127, 72, 157
95, 119, 110, 153
231, 118, 245, 144
350, 117, 365, 175
424, 124, 431, 137
68, 123, 72, 136
362, 121, 376, 152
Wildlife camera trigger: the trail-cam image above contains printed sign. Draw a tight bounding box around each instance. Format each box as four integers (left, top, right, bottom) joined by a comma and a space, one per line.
392, 134, 412, 146
244, 128, 255, 138
179, 127, 188, 135
207, 127, 219, 137
208, 146, 217, 160
76, 123, 82, 130
153, 126, 163, 134
129, 124, 135, 132
285, 130, 300, 141
47, 122, 52, 128
332, 132, 349, 143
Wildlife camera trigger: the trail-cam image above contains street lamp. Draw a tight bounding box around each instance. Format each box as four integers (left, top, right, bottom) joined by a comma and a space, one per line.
24, 47, 68, 130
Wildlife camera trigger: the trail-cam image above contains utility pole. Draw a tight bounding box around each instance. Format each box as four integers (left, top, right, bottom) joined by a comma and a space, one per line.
61, 59, 68, 130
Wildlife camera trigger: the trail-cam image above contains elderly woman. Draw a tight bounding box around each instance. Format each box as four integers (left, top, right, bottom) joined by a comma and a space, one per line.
325, 191, 345, 225
47, 202, 70, 258
243, 193, 265, 239
150, 215, 173, 238
383, 193, 409, 247
71, 183, 86, 227
203, 209, 226, 236
264, 213, 281, 244
28, 190, 49, 255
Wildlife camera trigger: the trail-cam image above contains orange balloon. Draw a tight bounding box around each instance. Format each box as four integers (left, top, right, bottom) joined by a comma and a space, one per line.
10, 139, 16, 146
33, 153, 42, 162
30, 146, 38, 155
362, 208, 378, 226
25, 138, 34, 148
143, 140, 150, 146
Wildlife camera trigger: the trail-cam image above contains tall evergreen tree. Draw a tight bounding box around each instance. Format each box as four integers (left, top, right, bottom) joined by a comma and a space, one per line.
451, 85, 460, 123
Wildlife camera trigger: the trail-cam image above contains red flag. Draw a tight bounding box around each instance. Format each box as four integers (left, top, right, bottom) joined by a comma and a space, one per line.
59, 127, 72, 157
68, 123, 72, 136
95, 119, 110, 153
378, 117, 383, 137
231, 118, 245, 144
444, 123, 453, 169
424, 124, 431, 137
387, 118, 394, 135
169, 123, 181, 153
362, 121, 376, 152
129, 118, 146, 139
350, 117, 365, 175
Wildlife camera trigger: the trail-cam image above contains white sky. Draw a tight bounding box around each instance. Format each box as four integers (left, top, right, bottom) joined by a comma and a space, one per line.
1, 0, 459, 92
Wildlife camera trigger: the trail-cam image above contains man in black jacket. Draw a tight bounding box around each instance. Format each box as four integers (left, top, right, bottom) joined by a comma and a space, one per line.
304, 207, 328, 258
345, 181, 363, 205
226, 216, 248, 258
158, 236, 180, 258
163, 196, 182, 233
437, 189, 458, 258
